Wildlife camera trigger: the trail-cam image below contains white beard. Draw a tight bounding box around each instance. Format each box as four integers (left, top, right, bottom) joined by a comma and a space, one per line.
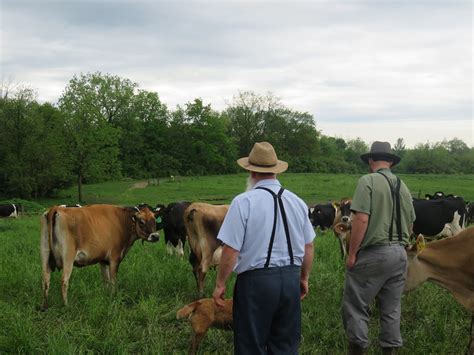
245, 175, 257, 192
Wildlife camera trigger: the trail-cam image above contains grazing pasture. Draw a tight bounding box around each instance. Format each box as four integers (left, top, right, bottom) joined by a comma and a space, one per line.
1, 173, 473, 354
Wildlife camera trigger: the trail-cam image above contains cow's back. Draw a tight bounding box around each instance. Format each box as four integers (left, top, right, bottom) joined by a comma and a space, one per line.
184, 203, 229, 261
413, 197, 466, 237
53, 205, 131, 265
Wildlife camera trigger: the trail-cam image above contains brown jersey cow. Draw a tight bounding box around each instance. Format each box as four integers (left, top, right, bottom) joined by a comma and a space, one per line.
184, 203, 229, 296
404, 227, 474, 353
40, 204, 159, 309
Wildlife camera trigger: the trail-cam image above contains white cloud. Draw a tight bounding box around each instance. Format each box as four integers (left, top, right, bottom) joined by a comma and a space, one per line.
1, 0, 472, 146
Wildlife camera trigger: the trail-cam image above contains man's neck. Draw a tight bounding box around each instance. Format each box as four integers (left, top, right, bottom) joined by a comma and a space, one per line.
252, 173, 276, 183
370, 162, 391, 173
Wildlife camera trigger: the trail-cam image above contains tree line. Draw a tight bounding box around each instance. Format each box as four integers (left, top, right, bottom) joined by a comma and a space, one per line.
1, 72, 473, 201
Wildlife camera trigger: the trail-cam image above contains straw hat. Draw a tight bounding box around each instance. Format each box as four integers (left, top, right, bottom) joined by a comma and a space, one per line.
237, 142, 288, 174
360, 141, 401, 166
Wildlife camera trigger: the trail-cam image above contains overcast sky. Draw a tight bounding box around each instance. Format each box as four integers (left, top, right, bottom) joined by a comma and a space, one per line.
1, 0, 472, 147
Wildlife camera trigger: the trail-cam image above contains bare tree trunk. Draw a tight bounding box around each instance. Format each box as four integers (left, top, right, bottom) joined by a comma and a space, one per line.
77, 173, 83, 203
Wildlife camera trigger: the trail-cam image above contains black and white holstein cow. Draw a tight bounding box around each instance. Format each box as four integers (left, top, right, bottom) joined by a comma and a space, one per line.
424, 191, 457, 200
155, 201, 192, 256
309, 198, 352, 258
412, 196, 467, 240
309, 202, 339, 230
0, 203, 19, 218
466, 202, 474, 226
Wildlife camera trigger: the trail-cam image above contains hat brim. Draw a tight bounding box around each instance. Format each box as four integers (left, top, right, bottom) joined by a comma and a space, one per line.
237, 157, 288, 174
360, 153, 401, 166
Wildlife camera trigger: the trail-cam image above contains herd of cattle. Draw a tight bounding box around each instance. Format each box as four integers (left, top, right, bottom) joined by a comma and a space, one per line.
0, 191, 473, 352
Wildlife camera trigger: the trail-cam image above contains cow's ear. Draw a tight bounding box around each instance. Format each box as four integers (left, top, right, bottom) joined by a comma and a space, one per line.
415, 234, 426, 254
154, 208, 162, 218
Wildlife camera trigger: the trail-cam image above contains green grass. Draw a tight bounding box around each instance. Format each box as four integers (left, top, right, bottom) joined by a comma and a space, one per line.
1, 173, 472, 354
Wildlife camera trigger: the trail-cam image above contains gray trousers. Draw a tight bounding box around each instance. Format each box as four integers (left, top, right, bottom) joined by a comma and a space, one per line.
342, 244, 408, 348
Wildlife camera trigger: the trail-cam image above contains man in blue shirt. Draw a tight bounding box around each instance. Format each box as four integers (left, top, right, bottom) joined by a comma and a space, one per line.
213, 141, 315, 355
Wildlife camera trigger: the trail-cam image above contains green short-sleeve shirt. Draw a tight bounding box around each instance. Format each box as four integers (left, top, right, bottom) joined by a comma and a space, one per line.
351, 168, 416, 248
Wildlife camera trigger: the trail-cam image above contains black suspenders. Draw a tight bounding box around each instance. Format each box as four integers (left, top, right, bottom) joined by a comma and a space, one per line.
255, 187, 294, 267
377, 171, 403, 242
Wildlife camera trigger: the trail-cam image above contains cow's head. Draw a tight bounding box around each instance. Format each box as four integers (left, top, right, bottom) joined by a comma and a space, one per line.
425, 191, 445, 200
339, 198, 353, 224
404, 234, 428, 293
132, 205, 160, 243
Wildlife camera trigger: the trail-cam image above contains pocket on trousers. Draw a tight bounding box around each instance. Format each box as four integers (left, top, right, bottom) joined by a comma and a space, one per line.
349, 249, 386, 272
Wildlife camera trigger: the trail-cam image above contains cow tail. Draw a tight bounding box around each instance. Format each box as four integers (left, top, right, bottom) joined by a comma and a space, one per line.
176, 301, 199, 320
187, 208, 197, 223
46, 207, 59, 271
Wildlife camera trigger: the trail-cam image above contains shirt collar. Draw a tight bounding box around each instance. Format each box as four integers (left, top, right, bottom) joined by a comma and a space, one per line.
253, 179, 282, 189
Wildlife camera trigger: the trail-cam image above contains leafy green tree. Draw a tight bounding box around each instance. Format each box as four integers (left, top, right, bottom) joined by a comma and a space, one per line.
225, 91, 282, 157
0, 88, 71, 198
118, 90, 169, 178
225, 91, 321, 172
266, 109, 320, 172
315, 136, 349, 173
170, 99, 237, 175
344, 138, 369, 173
59, 74, 122, 202
403, 143, 451, 174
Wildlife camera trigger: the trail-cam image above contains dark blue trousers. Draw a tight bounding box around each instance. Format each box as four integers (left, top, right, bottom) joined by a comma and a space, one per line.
233, 265, 301, 355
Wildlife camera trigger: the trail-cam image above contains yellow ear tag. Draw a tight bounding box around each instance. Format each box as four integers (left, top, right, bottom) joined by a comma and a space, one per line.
417, 239, 426, 253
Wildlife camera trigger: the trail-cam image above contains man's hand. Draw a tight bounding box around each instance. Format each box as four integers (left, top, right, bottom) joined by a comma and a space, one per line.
213, 244, 239, 307
346, 253, 357, 269
213, 284, 226, 307
300, 279, 309, 300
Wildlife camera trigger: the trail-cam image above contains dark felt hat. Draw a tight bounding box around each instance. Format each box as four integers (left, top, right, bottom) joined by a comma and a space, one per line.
360, 141, 401, 166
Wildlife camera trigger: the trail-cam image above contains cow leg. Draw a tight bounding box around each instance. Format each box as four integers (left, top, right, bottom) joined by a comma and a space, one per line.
100, 262, 111, 284
193, 261, 207, 297
177, 239, 184, 257
61, 252, 75, 306
41, 263, 52, 310
108, 261, 120, 292
40, 214, 52, 310
336, 234, 347, 259
198, 257, 213, 297
166, 241, 174, 255
189, 251, 200, 292
196, 268, 206, 297
189, 332, 205, 355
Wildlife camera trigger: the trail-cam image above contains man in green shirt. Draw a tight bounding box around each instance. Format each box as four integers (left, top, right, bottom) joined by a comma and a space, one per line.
342, 141, 416, 355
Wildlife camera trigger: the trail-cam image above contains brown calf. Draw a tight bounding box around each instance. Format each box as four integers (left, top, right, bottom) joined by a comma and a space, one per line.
177, 298, 233, 355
